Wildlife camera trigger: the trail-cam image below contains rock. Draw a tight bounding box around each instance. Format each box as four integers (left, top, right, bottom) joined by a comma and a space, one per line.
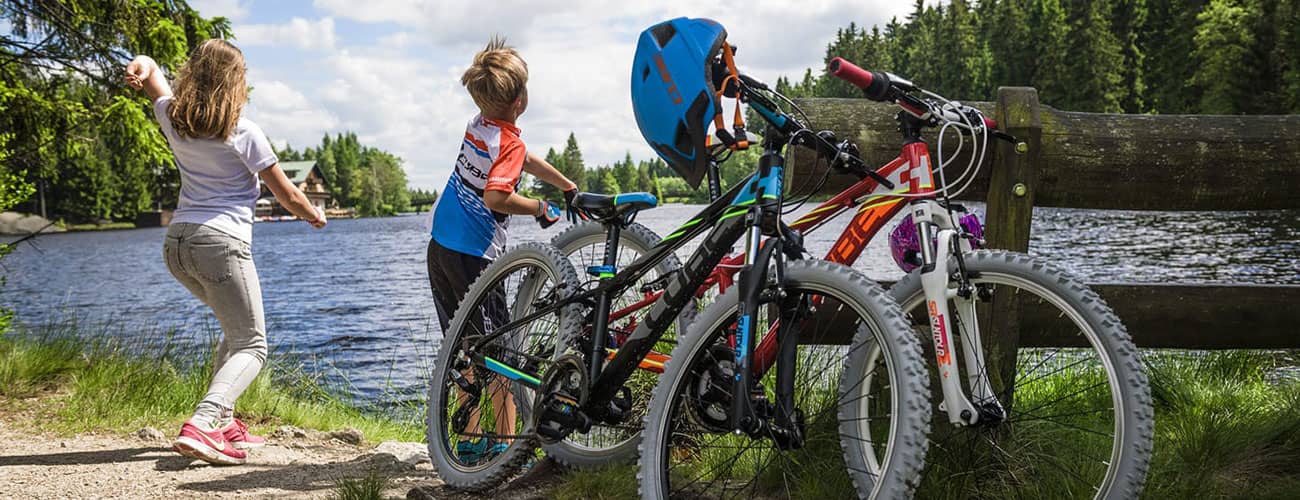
270, 425, 309, 440
406, 486, 438, 500
329, 427, 364, 446
134, 427, 166, 441
374, 441, 429, 465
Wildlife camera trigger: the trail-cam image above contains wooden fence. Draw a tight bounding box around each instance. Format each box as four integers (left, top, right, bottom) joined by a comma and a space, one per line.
789, 88, 1300, 349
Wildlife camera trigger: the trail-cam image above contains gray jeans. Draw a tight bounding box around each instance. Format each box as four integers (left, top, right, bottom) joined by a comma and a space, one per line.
164, 223, 267, 422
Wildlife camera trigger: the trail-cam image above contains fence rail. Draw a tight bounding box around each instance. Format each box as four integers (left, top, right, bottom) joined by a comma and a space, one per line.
789, 88, 1300, 349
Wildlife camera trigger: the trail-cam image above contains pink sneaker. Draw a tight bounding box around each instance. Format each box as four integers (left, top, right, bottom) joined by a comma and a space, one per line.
172, 420, 247, 465
221, 418, 266, 450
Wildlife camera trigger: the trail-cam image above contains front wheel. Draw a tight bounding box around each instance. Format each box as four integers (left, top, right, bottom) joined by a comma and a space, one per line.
638, 260, 932, 499
888, 250, 1153, 499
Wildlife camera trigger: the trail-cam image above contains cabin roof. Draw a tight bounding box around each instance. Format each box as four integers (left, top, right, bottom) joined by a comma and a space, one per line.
280, 160, 321, 184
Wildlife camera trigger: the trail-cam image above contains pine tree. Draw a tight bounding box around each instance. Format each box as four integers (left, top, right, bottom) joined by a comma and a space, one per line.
1110, 0, 1150, 112
534, 147, 566, 199
561, 133, 586, 191
988, 0, 1036, 87
1030, 0, 1073, 107
1280, 0, 1300, 112
1061, 0, 1125, 112
1191, 0, 1263, 113
1143, 0, 1209, 113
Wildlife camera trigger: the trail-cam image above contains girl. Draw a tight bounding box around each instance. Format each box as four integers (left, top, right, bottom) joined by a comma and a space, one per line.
126, 39, 325, 465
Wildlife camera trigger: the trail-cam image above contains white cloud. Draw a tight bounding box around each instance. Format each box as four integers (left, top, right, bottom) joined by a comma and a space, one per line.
244, 78, 342, 151
189, 0, 251, 21
316, 50, 475, 189
237, 17, 337, 50
378, 32, 416, 49
237, 1, 916, 189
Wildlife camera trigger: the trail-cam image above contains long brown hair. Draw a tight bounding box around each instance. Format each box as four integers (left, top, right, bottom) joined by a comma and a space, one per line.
167, 39, 247, 140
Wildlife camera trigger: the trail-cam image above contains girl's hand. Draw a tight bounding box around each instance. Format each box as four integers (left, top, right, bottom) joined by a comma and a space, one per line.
124, 56, 155, 91
307, 207, 328, 229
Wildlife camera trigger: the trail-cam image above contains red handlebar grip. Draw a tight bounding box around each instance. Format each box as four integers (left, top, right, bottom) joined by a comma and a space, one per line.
828, 57, 873, 90
983, 116, 999, 129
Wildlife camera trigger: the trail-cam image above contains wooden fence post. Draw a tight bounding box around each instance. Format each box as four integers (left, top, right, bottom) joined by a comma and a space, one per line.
982, 87, 1042, 397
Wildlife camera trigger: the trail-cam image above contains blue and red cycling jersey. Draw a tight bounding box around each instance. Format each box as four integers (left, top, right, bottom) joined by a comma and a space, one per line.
428, 115, 526, 260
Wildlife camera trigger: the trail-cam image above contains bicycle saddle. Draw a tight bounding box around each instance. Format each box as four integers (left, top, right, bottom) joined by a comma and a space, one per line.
572, 192, 658, 220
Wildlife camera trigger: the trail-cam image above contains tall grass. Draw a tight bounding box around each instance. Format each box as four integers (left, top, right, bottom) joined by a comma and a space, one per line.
0, 320, 423, 442
648, 349, 1299, 500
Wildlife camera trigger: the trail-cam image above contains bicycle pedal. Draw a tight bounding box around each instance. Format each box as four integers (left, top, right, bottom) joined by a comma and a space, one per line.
536, 390, 591, 444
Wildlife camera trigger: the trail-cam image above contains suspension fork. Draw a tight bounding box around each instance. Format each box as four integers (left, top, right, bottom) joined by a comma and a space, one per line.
730, 206, 778, 433
913, 200, 981, 425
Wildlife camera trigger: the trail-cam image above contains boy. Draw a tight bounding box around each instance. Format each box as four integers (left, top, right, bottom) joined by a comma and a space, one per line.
427, 36, 579, 461
428, 34, 580, 327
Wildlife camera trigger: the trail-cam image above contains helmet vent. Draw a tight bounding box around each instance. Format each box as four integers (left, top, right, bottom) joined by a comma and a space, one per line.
651, 23, 677, 47
673, 121, 693, 157
641, 65, 651, 82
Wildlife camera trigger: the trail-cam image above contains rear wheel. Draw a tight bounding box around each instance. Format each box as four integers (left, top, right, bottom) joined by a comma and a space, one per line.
888, 250, 1153, 499
638, 260, 931, 499
545, 221, 699, 468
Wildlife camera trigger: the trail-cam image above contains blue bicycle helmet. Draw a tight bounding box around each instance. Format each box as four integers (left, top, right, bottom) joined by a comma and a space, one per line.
631, 17, 727, 189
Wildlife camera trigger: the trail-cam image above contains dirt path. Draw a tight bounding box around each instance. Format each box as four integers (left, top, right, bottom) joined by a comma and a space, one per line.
0, 415, 438, 499
0, 406, 568, 499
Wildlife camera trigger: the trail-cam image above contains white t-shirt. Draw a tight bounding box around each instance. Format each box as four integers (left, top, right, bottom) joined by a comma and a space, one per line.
153, 96, 278, 242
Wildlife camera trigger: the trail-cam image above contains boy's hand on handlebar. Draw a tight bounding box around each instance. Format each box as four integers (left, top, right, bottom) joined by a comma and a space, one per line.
563, 188, 587, 223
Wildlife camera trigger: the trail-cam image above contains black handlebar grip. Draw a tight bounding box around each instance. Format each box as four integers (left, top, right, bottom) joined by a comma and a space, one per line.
828, 57, 892, 102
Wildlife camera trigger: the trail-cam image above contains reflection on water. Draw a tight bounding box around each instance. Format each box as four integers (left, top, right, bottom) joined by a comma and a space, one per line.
1, 205, 1296, 407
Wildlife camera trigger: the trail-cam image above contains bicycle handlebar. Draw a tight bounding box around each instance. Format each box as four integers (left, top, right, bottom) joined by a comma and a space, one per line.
827, 57, 892, 101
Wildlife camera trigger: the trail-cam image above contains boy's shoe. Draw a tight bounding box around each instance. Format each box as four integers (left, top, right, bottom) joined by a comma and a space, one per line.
220, 418, 266, 450
172, 420, 247, 465
454, 439, 510, 463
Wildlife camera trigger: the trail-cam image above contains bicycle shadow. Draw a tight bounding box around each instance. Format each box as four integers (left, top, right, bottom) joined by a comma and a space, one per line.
175, 452, 432, 494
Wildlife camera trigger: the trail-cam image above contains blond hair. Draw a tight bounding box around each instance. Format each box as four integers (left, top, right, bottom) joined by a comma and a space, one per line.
168, 39, 247, 140
461, 36, 528, 115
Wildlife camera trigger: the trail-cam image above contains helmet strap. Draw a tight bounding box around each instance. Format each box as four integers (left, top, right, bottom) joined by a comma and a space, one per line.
712, 42, 749, 151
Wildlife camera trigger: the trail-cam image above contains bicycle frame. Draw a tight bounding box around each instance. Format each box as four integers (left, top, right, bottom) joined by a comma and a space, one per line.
606, 111, 1002, 426
463, 133, 797, 431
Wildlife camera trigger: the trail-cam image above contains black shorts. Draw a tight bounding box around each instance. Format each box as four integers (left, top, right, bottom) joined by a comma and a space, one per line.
427, 238, 508, 338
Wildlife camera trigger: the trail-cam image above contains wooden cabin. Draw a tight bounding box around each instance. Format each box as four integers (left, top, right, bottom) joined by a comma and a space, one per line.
256, 160, 331, 219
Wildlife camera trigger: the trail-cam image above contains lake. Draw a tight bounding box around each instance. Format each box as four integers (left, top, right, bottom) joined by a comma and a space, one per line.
2, 204, 1296, 410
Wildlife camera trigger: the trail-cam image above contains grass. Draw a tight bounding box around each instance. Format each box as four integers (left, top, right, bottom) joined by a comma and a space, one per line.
330, 471, 392, 500
0, 321, 422, 443
1141, 350, 1300, 499
3, 319, 1296, 499
903, 350, 1300, 499
663, 349, 1300, 500
60, 222, 136, 231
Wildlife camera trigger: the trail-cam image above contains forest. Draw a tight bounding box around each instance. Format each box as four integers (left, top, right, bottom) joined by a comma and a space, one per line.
778, 0, 1300, 115
0, 1, 411, 223
538, 0, 1299, 202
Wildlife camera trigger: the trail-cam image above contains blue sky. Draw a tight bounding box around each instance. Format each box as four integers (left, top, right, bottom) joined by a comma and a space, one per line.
190, 0, 917, 190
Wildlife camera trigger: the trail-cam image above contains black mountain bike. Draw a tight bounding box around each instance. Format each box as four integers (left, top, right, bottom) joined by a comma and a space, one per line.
425, 71, 932, 498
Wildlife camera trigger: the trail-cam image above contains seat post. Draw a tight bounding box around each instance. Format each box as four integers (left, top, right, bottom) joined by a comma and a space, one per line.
587, 221, 622, 383
602, 222, 622, 269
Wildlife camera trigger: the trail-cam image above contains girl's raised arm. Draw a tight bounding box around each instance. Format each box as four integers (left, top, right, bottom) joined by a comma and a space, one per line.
124, 55, 172, 103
